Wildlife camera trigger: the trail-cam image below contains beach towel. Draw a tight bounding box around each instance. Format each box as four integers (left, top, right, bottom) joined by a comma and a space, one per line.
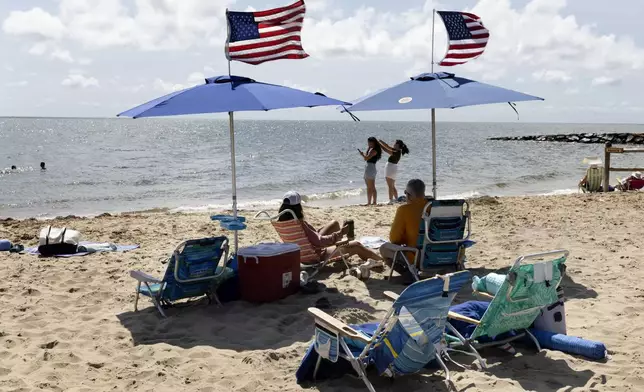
26, 241, 139, 257
358, 236, 387, 249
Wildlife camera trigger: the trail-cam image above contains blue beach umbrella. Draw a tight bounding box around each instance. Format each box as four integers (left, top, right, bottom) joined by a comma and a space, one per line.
346, 72, 543, 198
119, 75, 350, 251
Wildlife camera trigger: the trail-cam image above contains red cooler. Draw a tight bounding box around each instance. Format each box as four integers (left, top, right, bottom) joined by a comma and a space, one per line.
237, 243, 301, 303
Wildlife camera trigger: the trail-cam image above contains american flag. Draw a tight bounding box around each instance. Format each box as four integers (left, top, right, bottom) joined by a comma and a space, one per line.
225, 0, 309, 65
437, 11, 489, 66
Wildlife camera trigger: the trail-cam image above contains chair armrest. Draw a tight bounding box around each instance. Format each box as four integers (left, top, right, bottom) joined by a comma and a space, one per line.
254, 210, 272, 220
308, 307, 370, 343
383, 291, 399, 301
448, 311, 481, 325
335, 239, 351, 247
386, 244, 417, 252
473, 290, 495, 300
130, 270, 162, 283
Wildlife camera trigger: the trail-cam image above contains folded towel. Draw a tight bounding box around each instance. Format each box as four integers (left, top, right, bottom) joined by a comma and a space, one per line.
359, 236, 388, 249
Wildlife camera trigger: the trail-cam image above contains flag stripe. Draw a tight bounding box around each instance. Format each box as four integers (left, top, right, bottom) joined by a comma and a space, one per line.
242, 50, 309, 65
255, 5, 305, 23
253, 0, 304, 18
448, 42, 487, 50
229, 42, 305, 57
437, 10, 489, 67
258, 21, 303, 34
227, 35, 301, 52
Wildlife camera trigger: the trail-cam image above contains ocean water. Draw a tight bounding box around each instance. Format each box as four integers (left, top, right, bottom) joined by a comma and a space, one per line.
1, 117, 642, 218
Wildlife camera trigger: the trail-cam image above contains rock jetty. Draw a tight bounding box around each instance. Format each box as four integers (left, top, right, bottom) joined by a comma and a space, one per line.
489, 133, 644, 144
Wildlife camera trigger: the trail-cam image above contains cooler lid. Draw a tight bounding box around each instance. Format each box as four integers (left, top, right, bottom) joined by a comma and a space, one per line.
238, 242, 300, 257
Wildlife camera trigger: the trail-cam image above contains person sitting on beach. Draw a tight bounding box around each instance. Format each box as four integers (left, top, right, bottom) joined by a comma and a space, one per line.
379, 179, 431, 282
617, 171, 644, 191
278, 191, 383, 264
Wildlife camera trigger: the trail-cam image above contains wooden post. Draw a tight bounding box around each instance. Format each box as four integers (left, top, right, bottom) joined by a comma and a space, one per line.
604, 142, 611, 192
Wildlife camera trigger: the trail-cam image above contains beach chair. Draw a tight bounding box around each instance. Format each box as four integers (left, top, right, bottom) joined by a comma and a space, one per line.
129, 236, 233, 317
446, 250, 568, 366
579, 166, 603, 193
387, 199, 472, 282
254, 209, 351, 280
302, 271, 472, 391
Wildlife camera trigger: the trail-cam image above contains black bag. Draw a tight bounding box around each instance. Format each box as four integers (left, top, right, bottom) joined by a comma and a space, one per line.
38, 226, 80, 256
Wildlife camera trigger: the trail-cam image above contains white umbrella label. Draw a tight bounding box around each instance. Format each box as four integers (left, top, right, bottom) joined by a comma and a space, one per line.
398, 97, 413, 104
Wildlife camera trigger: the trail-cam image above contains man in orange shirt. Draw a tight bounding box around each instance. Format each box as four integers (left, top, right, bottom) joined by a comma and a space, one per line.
380, 179, 430, 283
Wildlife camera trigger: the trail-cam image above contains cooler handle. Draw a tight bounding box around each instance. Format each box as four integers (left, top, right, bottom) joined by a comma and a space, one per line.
243, 255, 260, 264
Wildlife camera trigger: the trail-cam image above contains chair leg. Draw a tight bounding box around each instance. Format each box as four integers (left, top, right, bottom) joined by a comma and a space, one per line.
134, 282, 141, 311
435, 351, 451, 386
151, 295, 167, 318
211, 292, 223, 307
340, 339, 376, 392
525, 329, 541, 351
313, 355, 322, 381
445, 322, 487, 370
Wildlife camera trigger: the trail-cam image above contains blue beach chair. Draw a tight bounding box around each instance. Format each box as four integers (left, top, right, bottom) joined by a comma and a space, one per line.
300, 271, 471, 391
129, 236, 234, 317
388, 199, 472, 282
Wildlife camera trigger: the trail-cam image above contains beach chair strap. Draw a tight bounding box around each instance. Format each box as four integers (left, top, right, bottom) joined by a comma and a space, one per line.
533, 261, 554, 286
442, 274, 450, 297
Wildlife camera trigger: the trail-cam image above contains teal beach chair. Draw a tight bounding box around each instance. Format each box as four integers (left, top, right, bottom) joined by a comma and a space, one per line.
446, 250, 568, 366
302, 271, 471, 391
130, 236, 234, 317
388, 199, 472, 282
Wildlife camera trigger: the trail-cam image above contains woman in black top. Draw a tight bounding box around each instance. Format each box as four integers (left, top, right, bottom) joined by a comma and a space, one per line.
379, 139, 409, 203
358, 137, 382, 205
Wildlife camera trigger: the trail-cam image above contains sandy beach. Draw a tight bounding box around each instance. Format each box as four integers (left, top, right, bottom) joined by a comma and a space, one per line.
1, 192, 643, 391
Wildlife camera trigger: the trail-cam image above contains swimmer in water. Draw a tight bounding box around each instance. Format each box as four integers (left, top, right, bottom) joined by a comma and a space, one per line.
40, 162, 46, 170
11, 165, 16, 170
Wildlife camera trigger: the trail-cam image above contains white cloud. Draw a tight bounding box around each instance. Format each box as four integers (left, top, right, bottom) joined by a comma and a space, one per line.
51, 48, 74, 63
6, 81, 29, 87
3, 0, 233, 51
153, 72, 205, 93
78, 58, 93, 65
61, 73, 100, 88
282, 80, 327, 94
564, 87, 580, 95
2, 7, 66, 40
591, 76, 621, 86
532, 69, 572, 83
153, 79, 185, 93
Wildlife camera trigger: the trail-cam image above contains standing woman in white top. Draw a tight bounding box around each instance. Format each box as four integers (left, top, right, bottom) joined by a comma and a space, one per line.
379, 139, 409, 203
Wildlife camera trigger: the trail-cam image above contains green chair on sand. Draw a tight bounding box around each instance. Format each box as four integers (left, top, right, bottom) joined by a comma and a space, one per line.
130, 236, 234, 317
445, 250, 568, 367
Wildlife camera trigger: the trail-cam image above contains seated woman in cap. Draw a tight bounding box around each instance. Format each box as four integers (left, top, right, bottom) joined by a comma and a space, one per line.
278, 191, 383, 265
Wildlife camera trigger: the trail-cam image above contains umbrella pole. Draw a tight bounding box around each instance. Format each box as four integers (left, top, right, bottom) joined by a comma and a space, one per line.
228, 111, 239, 253
430, 9, 437, 199
431, 108, 437, 199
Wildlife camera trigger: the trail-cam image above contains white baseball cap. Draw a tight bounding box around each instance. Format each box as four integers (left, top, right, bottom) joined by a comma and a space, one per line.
283, 191, 302, 205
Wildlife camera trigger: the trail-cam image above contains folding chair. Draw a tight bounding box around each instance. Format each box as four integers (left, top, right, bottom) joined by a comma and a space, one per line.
255, 209, 351, 280
302, 271, 472, 391
387, 199, 472, 282
130, 236, 233, 317
446, 250, 568, 367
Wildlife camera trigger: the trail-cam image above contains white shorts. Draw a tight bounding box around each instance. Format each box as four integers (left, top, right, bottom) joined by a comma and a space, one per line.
384, 162, 398, 180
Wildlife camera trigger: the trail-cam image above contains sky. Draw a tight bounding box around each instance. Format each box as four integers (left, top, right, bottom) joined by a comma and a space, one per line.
1, 0, 643, 123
